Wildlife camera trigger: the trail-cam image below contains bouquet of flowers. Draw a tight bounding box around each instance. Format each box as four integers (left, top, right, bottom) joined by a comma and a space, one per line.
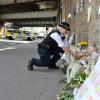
57, 72, 88, 100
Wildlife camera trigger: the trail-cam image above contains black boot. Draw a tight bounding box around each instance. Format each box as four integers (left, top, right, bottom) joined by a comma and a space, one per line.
48, 64, 59, 69
27, 60, 33, 71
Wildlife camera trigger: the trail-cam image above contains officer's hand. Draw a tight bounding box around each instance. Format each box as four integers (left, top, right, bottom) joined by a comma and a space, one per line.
64, 34, 68, 39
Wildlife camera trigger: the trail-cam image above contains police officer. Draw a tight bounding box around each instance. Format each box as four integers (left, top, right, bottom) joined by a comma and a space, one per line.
27, 22, 71, 71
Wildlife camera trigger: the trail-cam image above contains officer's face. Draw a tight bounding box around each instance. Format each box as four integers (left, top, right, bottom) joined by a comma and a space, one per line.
59, 27, 69, 36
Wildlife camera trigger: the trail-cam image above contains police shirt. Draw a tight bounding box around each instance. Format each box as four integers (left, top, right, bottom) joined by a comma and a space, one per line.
50, 32, 69, 48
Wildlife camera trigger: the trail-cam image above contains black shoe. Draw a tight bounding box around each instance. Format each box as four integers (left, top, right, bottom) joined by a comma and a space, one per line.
48, 65, 59, 69
27, 60, 33, 71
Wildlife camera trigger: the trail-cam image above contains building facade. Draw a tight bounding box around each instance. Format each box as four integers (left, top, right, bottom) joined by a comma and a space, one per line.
60, 0, 100, 49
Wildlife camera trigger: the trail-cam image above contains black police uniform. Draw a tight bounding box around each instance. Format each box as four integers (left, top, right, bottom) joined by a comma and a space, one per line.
28, 30, 65, 70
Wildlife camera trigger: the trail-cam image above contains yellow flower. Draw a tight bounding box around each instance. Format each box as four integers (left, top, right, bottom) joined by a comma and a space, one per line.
79, 41, 88, 46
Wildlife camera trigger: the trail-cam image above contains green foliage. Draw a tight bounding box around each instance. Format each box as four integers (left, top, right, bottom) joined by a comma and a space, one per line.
63, 72, 88, 90
57, 72, 88, 100
57, 91, 74, 100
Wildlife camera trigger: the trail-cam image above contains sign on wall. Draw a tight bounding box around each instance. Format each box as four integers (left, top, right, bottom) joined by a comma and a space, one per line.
97, 5, 100, 15
76, 0, 84, 14
87, 6, 92, 22
79, 0, 84, 12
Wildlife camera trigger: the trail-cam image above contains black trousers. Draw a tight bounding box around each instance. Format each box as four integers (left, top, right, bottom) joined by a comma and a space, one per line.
31, 47, 64, 67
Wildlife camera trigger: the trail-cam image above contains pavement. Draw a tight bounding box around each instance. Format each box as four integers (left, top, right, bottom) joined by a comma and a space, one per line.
0, 39, 63, 100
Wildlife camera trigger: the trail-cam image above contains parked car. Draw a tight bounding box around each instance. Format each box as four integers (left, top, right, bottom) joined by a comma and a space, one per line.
22, 31, 35, 41
36, 32, 45, 39
4, 24, 22, 40
5, 29, 21, 40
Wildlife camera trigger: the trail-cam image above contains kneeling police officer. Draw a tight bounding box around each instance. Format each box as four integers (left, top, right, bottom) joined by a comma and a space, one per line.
27, 22, 71, 70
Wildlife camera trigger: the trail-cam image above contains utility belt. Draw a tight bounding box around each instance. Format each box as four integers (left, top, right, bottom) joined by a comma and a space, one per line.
38, 43, 50, 49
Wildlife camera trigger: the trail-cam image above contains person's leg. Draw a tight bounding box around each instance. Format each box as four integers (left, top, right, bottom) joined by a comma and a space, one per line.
32, 47, 50, 66
49, 50, 61, 68
27, 47, 50, 71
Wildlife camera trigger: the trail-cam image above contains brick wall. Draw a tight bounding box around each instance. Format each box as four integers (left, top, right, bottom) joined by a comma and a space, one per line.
60, 0, 100, 49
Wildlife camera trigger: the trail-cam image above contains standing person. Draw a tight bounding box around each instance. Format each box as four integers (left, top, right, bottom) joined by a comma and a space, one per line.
27, 22, 71, 71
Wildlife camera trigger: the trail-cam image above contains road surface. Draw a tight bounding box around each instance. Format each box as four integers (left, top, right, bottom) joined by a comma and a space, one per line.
0, 39, 62, 100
